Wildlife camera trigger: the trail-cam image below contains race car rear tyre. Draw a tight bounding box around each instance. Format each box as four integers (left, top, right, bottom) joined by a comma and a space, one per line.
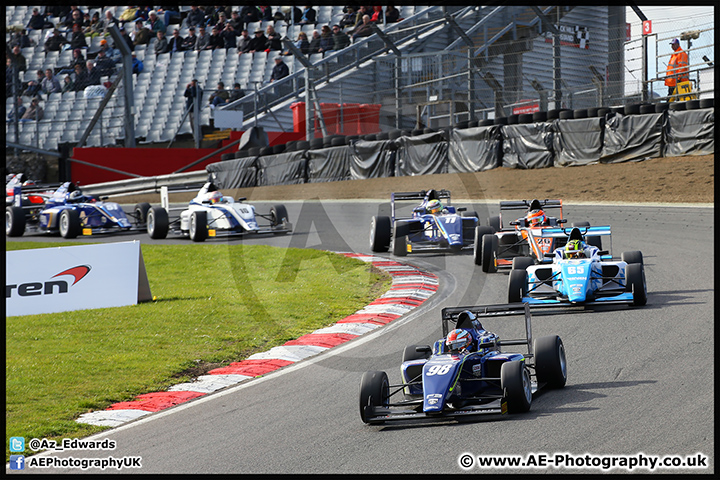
481, 233, 498, 273
359, 371, 389, 424
270, 204, 289, 226
147, 207, 169, 239
369, 215, 391, 252
501, 361, 532, 414
511, 256, 534, 271
621, 250, 643, 266
626, 263, 647, 307
189, 211, 208, 242
473, 226, 494, 266
59, 209, 81, 239
488, 215, 501, 232
6, 206, 26, 237
572, 221, 602, 249
508, 269, 527, 303
134, 202, 151, 226
534, 335, 568, 388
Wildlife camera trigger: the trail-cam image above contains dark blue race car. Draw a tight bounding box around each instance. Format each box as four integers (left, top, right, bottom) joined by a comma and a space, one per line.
6, 182, 148, 238
359, 303, 567, 425
369, 189, 478, 256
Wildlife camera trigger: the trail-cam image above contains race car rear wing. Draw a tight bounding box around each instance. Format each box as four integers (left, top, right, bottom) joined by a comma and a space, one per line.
537, 226, 612, 238
441, 302, 533, 359
391, 189, 452, 220
499, 199, 563, 211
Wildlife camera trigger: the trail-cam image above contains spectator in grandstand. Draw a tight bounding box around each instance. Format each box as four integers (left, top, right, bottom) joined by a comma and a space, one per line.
9, 46, 27, 73
282, 31, 310, 56
118, 6, 139, 26
95, 10, 120, 36
68, 23, 88, 50
195, 26, 211, 51
72, 63, 89, 91
94, 50, 116, 77
45, 29, 69, 53
247, 29, 268, 53
167, 28, 184, 55
317, 25, 334, 54
221, 23, 237, 49
41, 69, 62, 97
236, 29, 252, 55
21, 97, 44, 122
213, 11, 228, 31
134, 6, 151, 22
84, 11, 101, 36
351, 15, 374, 42
157, 6, 182, 28
154, 30, 169, 55
7, 97, 26, 123
56, 48, 86, 75
206, 6, 231, 27
22, 70, 45, 97
26, 8, 53, 31
208, 81, 230, 108
5, 59, 14, 97
10, 30, 34, 49
62, 74, 75, 93
208, 26, 224, 50
269, 57, 289, 83
370, 6, 383, 23
147, 10, 167, 34
99, 39, 121, 63
348, 6, 369, 33
332, 24, 351, 51
339, 6, 357, 30
85, 60, 102, 86
118, 26, 134, 52
184, 78, 202, 113
228, 10, 244, 33
181, 27, 198, 50
259, 6, 274, 22
309, 29, 323, 55
228, 83, 245, 102
64, 8, 84, 31
186, 6, 206, 28
132, 20, 152, 46
298, 6, 317, 25
385, 5, 401, 23
266, 24, 283, 51
132, 52, 145, 75
240, 5, 260, 27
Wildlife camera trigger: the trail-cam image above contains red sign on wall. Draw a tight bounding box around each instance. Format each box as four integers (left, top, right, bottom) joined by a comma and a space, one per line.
626, 23, 631, 42
642, 20, 652, 35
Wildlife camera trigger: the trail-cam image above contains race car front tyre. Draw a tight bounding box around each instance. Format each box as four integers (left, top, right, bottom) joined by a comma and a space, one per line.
271, 204, 289, 226
189, 211, 208, 242
534, 335, 568, 388
6, 206, 26, 237
134, 202, 151, 226
359, 371, 389, 424
621, 250, 643, 266
59, 209, 81, 239
501, 361, 532, 414
508, 269, 527, 303
488, 215, 501, 232
369, 215, 391, 252
511, 256, 534, 271
481, 233, 498, 273
147, 207, 169, 239
626, 262, 647, 306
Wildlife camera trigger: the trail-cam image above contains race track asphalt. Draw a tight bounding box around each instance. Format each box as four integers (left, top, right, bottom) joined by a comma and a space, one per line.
10, 201, 714, 474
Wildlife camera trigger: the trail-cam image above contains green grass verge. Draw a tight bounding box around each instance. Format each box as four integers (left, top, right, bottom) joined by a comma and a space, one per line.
6, 241, 391, 461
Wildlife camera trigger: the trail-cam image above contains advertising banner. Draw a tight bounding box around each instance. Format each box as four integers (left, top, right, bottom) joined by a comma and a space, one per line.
6, 241, 152, 317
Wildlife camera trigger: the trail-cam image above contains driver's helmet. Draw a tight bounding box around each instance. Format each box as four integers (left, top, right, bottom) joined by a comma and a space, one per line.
446, 329, 472, 353
457, 310, 483, 332
527, 208, 546, 226
565, 239, 585, 259
68, 190, 83, 202
426, 199, 443, 214
208, 191, 223, 204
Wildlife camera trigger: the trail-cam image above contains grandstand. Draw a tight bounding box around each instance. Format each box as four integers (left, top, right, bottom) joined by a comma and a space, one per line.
6, 5, 714, 165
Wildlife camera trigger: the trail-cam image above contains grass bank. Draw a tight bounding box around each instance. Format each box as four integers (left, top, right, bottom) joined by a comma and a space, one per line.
6, 241, 391, 461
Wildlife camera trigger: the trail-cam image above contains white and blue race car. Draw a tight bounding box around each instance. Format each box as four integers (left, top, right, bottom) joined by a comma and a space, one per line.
369, 189, 478, 256
507, 227, 647, 307
146, 182, 292, 242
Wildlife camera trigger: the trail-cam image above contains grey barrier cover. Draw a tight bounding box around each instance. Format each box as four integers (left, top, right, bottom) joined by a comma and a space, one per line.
256, 150, 307, 186
306, 145, 352, 183
663, 108, 714, 157
395, 131, 448, 176
447, 125, 503, 173
206, 156, 257, 189
600, 112, 664, 164
348, 139, 396, 179
552, 117, 604, 167
500, 123, 554, 169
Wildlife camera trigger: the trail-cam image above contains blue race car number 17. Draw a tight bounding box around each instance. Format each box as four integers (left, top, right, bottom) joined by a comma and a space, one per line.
426, 364, 452, 376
